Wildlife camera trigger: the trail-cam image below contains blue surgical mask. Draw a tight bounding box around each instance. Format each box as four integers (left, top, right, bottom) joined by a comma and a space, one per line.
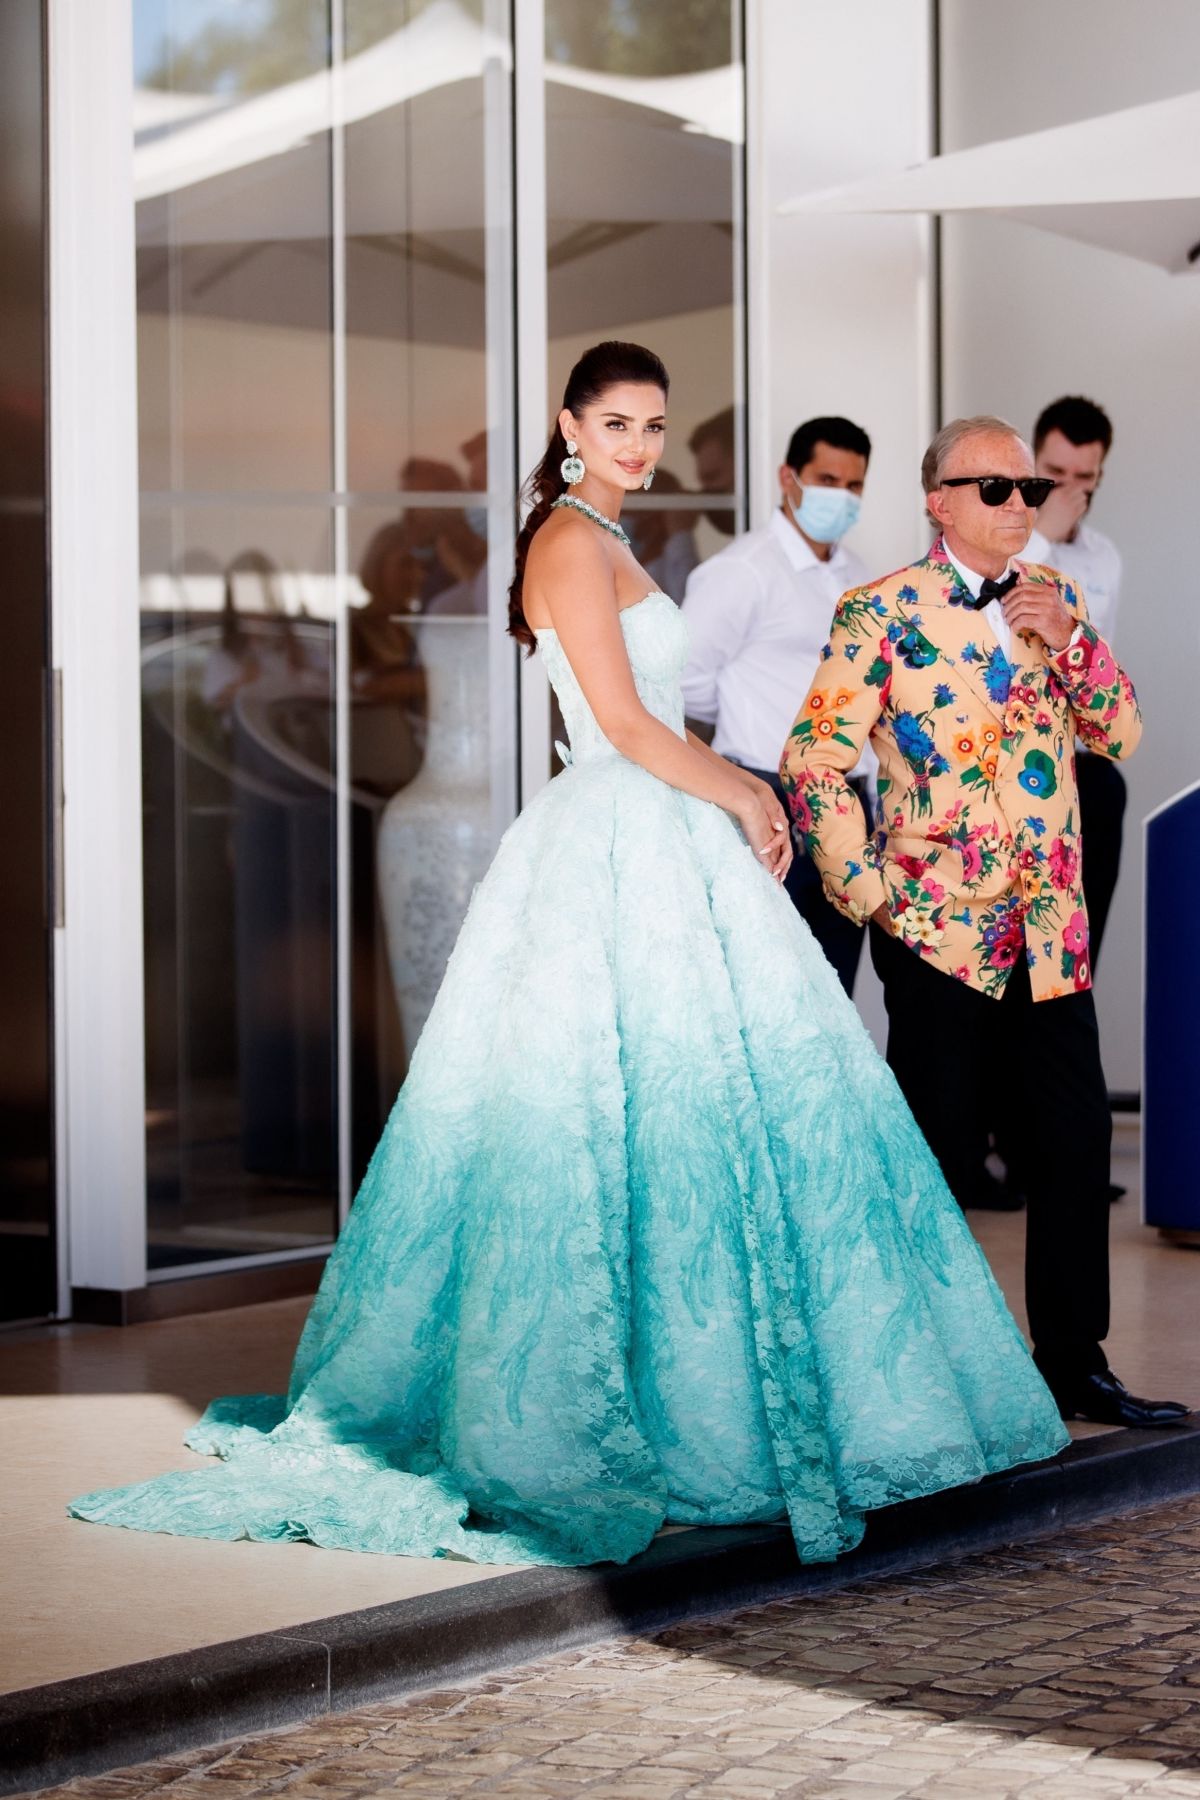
790, 483, 862, 543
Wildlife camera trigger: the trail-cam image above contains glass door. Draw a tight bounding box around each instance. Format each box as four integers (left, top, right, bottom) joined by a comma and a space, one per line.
0, 0, 56, 1322
536, 0, 747, 773
131, 0, 515, 1275
122, 0, 745, 1286
545, 0, 747, 585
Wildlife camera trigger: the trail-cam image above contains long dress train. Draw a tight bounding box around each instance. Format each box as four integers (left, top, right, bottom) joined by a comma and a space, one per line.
70, 593, 1067, 1566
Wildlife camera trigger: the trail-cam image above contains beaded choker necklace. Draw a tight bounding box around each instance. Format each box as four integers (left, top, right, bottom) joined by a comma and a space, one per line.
550, 493, 631, 548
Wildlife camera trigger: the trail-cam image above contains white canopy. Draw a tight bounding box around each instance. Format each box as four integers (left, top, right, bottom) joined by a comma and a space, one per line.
133, 0, 741, 226
129, 0, 741, 339
781, 89, 1200, 275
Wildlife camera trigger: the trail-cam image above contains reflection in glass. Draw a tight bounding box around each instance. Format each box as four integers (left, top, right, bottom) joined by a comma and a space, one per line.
133, 0, 333, 495
0, 0, 55, 1320
544, 0, 745, 557
133, 1, 513, 1268
623, 471, 701, 604
140, 516, 338, 1267
343, 4, 494, 492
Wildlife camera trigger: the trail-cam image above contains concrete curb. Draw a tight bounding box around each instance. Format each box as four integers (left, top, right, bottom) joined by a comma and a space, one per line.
7, 1423, 1200, 1796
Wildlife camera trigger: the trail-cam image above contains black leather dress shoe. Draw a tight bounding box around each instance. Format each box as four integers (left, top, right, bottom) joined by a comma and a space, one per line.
1050, 1369, 1191, 1427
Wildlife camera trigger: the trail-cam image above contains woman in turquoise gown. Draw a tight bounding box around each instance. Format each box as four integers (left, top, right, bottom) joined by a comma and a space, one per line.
70, 343, 1068, 1568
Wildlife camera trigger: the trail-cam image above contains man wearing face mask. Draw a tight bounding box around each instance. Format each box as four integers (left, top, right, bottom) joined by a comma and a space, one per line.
681, 416, 874, 994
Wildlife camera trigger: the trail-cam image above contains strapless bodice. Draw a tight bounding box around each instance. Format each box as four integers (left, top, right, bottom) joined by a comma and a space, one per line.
535, 591, 687, 764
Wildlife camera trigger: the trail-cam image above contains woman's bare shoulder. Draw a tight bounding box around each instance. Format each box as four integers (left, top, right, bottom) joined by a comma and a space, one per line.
528, 508, 613, 569
525, 514, 618, 624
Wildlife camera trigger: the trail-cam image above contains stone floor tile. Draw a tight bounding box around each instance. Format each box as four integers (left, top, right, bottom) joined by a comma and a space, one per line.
700, 1730, 788, 1757
813, 1781, 915, 1799
582, 1778, 694, 1792
646, 1748, 734, 1773
35, 1494, 1200, 1800
484, 1779, 592, 1797
538, 1742, 647, 1770
851, 1748, 968, 1775
790, 1648, 879, 1673
638, 1701, 745, 1724
1015, 1782, 1141, 1799
705, 1770, 812, 1795
907, 1784, 1027, 1800
47, 1784, 156, 1800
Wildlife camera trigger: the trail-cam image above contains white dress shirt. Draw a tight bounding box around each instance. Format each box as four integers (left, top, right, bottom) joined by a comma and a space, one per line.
1024, 519, 1122, 644
681, 508, 871, 774
943, 546, 1017, 662
945, 543, 1087, 671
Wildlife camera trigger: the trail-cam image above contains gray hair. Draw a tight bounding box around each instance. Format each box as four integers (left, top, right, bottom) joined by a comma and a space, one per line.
921, 415, 1030, 495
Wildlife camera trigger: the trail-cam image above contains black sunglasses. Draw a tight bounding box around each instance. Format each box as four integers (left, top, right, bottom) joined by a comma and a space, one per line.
941, 476, 1057, 508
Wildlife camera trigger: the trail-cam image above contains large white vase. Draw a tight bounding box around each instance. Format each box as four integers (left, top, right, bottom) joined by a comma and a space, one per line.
376, 616, 493, 1066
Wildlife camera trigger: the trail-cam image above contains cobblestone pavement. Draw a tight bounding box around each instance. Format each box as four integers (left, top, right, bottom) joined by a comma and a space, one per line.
34, 1497, 1200, 1800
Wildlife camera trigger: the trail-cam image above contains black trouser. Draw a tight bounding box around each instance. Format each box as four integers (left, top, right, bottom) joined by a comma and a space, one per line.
744, 766, 869, 998
870, 924, 1111, 1388
1076, 752, 1128, 971
990, 753, 1128, 1190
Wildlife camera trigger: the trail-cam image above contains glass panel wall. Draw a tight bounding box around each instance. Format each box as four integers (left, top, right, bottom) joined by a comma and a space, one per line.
0, 0, 55, 1321
544, 0, 746, 594
126, 0, 741, 1280
132, 0, 514, 1271
341, 0, 514, 1175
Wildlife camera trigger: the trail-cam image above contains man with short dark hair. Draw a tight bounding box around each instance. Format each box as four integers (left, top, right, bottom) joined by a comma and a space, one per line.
781, 414, 1187, 1429
1026, 396, 1126, 964
681, 416, 874, 994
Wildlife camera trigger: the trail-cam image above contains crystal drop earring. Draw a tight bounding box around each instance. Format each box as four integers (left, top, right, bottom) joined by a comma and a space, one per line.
642, 468, 655, 491
560, 438, 585, 485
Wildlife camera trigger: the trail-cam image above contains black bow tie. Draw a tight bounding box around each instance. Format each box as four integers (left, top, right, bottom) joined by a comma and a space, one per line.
965, 570, 1018, 611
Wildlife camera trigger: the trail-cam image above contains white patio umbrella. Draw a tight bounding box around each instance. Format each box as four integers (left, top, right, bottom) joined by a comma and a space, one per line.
780, 88, 1200, 275
131, 0, 740, 341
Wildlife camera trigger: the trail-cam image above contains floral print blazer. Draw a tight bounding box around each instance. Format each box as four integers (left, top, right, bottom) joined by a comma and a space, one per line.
778, 537, 1142, 1001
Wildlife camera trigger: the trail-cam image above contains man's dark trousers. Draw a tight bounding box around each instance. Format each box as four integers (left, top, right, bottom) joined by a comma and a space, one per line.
744, 766, 868, 997
870, 923, 1111, 1389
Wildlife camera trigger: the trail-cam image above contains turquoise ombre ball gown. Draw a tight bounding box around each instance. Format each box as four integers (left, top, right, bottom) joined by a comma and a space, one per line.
70, 593, 1067, 1566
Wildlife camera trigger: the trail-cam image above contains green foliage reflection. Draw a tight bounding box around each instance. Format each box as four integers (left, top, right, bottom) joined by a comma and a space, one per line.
546, 0, 732, 75
140, 0, 733, 97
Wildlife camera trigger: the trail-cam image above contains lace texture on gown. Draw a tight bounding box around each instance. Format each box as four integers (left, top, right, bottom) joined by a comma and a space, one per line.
70, 593, 1068, 1565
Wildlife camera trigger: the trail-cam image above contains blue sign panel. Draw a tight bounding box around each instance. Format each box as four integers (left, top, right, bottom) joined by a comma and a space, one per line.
1144, 780, 1200, 1230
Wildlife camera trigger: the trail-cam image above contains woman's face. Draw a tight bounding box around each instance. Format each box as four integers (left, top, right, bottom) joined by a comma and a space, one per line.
560, 382, 667, 493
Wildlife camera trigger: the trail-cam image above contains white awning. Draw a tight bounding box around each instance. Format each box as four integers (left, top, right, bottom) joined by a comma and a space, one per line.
133, 0, 742, 218
780, 89, 1200, 275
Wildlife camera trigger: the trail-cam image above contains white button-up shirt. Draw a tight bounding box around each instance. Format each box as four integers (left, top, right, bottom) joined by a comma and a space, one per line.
945, 543, 1088, 669
943, 545, 1018, 662
1024, 520, 1121, 644
680, 508, 871, 774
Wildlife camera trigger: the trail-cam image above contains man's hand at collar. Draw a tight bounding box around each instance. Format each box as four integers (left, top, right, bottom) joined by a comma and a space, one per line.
1001, 577, 1076, 652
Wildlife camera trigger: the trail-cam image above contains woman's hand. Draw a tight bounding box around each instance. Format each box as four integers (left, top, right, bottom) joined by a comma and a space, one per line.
736, 789, 793, 883
735, 768, 778, 806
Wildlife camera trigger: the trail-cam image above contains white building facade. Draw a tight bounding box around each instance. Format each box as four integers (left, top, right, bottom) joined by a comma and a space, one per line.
4, 0, 1196, 1324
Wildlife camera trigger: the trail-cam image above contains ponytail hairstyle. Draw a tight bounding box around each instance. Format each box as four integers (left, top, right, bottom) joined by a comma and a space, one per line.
508, 340, 670, 651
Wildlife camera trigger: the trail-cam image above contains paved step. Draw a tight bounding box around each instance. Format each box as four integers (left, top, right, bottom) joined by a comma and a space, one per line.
6, 1423, 1200, 1796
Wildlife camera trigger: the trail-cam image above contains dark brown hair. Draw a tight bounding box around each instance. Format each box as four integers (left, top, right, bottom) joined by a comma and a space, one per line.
507, 340, 669, 651
1033, 394, 1113, 457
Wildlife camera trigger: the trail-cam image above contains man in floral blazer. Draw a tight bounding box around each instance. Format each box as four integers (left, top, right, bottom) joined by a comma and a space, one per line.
780, 414, 1187, 1431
